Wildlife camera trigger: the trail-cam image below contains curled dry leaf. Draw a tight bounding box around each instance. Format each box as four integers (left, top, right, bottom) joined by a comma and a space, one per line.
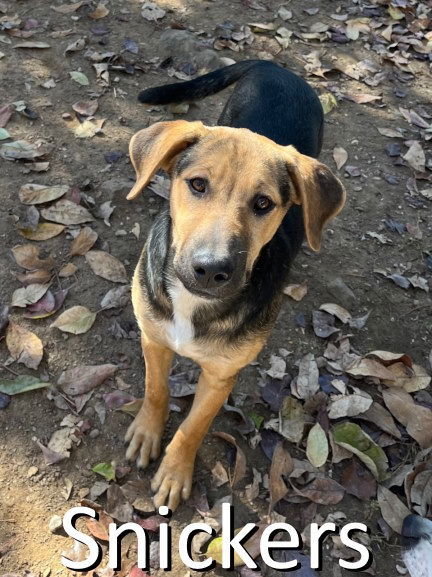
269, 441, 293, 510
319, 303, 352, 324
16, 269, 52, 286
332, 422, 388, 481
20, 223, 65, 241
19, 183, 69, 204
41, 199, 94, 225
306, 423, 328, 468
12, 283, 50, 307
6, 321, 43, 370
0, 139, 52, 161
213, 431, 247, 488
266, 354, 286, 379
366, 350, 412, 368
72, 100, 98, 116
377, 486, 410, 534
89, 2, 110, 19
58, 364, 117, 396
12, 244, 54, 270
59, 263, 77, 278
283, 282, 307, 301
69, 226, 98, 256
333, 147, 348, 170
52, 2, 84, 13
24, 289, 68, 319
50, 305, 96, 334
87, 510, 114, 541
85, 250, 128, 283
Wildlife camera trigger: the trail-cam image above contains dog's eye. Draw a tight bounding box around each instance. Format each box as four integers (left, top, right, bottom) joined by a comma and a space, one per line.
188, 178, 207, 195
253, 195, 274, 215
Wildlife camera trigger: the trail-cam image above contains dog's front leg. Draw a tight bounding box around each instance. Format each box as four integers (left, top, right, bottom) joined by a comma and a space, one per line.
125, 336, 174, 468
152, 367, 236, 510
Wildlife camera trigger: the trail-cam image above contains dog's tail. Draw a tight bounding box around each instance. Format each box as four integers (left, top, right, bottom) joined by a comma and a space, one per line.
138, 60, 262, 105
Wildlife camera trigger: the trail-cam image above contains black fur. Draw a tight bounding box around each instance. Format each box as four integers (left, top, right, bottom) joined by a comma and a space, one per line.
138, 61, 324, 342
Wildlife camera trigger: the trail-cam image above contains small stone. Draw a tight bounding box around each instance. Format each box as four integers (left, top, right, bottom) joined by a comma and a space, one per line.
27, 465, 39, 478
48, 514, 63, 534
89, 428, 100, 439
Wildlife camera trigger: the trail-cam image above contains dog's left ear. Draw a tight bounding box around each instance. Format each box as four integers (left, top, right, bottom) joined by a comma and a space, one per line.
285, 146, 346, 251
127, 120, 206, 200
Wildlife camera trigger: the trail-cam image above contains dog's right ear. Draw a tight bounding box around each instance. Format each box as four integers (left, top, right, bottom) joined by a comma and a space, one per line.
127, 120, 205, 200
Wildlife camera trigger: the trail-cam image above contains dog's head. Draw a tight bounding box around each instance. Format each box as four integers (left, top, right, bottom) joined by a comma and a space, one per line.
128, 120, 345, 299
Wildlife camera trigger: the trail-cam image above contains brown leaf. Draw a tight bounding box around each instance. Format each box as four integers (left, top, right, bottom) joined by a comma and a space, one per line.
319, 303, 352, 324
19, 222, 65, 241
283, 282, 307, 301
72, 100, 98, 116
87, 510, 114, 541
59, 263, 78, 278
292, 477, 345, 505
346, 358, 396, 381
382, 388, 432, 448
213, 432, 247, 488
58, 364, 117, 396
382, 362, 431, 392
332, 147, 348, 170
359, 402, 401, 439
19, 183, 69, 205
69, 226, 98, 256
0, 104, 14, 128
106, 484, 133, 523
377, 485, 410, 534
344, 92, 382, 104
269, 441, 293, 510
16, 269, 52, 286
85, 250, 128, 283
12, 244, 54, 270
41, 199, 94, 225
89, 2, 110, 19
340, 459, 377, 501
6, 321, 43, 369
366, 350, 412, 368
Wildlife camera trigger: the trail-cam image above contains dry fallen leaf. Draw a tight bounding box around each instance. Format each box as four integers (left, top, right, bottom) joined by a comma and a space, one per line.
19, 183, 69, 205
346, 358, 396, 381
213, 432, 247, 488
306, 423, 328, 468
58, 364, 117, 396
328, 388, 373, 419
382, 389, 432, 449
296, 353, 319, 399
141, 1, 166, 20
41, 199, 94, 225
269, 441, 293, 510
59, 263, 78, 278
403, 141, 425, 172
14, 41, 51, 49
52, 2, 84, 14
382, 362, 431, 392
332, 147, 348, 170
12, 245, 54, 270
69, 227, 98, 256
6, 321, 43, 370
19, 222, 65, 241
283, 282, 307, 301
11, 283, 50, 308
377, 486, 410, 534
85, 250, 128, 283
319, 303, 352, 324
50, 306, 96, 335
89, 2, 109, 19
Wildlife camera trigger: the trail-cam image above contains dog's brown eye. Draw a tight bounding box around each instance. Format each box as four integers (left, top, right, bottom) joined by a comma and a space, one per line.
189, 178, 207, 194
253, 195, 274, 215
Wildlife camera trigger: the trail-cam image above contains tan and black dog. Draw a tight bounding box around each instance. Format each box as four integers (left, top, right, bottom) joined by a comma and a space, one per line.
125, 60, 346, 510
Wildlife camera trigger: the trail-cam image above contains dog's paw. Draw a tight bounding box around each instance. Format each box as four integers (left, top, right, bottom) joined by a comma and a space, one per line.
125, 416, 163, 468
151, 454, 194, 511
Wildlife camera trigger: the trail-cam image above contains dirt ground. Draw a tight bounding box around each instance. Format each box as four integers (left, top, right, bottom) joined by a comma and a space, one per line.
0, 0, 431, 576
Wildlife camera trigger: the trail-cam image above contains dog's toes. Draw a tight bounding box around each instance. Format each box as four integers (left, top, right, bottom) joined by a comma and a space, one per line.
151, 455, 194, 511
125, 419, 162, 466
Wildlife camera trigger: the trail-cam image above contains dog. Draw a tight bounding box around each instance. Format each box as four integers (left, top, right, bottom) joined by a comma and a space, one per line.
125, 60, 346, 510
402, 515, 432, 577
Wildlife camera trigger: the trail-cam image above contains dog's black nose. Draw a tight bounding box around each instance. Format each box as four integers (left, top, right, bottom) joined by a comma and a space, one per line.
192, 256, 234, 289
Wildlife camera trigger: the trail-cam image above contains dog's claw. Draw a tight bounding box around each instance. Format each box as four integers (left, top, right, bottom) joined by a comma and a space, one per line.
151, 453, 194, 511
125, 417, 163, 467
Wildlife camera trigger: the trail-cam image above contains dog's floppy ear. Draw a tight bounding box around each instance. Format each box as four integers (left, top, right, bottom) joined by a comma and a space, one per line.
285, 146, 346, 251
127, 120, 205, 200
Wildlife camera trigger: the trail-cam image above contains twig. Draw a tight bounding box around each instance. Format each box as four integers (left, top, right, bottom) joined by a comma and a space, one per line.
0, 364, 19, 376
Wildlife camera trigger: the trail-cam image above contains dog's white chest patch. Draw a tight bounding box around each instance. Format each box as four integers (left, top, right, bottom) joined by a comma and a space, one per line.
165, 281, 204, 355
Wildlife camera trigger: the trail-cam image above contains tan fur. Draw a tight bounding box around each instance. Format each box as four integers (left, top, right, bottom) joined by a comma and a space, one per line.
126, 120, 345, 510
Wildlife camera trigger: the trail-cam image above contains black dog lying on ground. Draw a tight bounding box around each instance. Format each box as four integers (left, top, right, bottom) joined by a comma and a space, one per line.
124, 60, 346, 509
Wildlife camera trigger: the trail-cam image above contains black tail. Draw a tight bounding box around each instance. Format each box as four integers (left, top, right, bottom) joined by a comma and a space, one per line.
138, 60, 263, 105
